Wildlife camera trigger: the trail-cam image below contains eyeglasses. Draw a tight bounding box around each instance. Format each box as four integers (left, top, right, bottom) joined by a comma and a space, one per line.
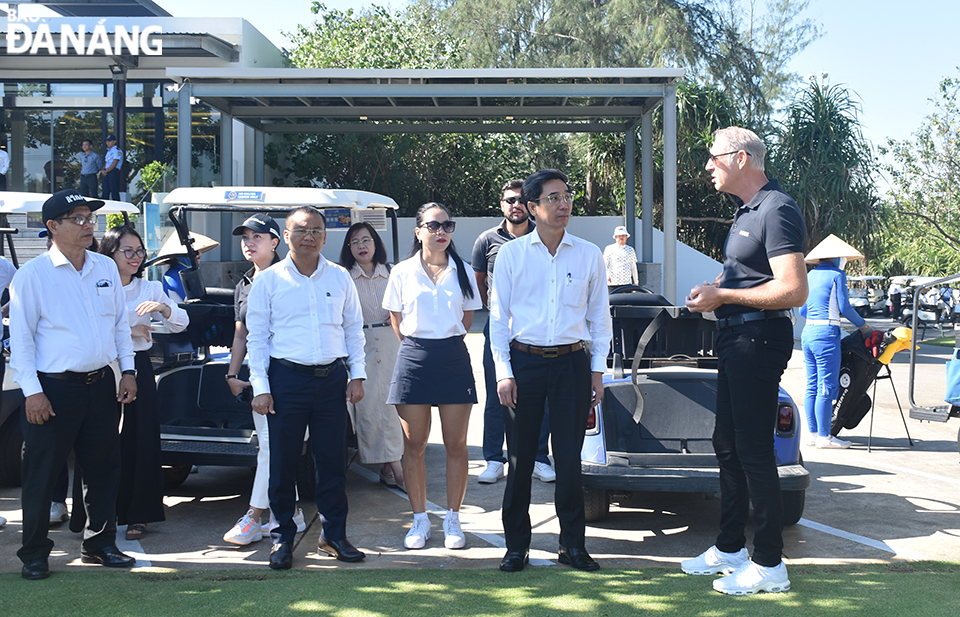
533, 192, 574, 206
117, 248, 146, 259
56, 213, 97, 226
502, 196, 524, 205
350, 237, 374, 247
289, 228, 325, 238
707, 150, 749, 165
419, 220, 456, 233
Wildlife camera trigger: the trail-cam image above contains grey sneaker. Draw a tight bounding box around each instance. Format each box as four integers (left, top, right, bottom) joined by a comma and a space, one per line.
223, 510, 262, 545
49, 502, 69, 526
681, 545, 749, 575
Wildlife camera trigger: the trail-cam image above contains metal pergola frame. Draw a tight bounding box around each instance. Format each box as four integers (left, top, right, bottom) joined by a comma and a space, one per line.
168, 67, 683, 301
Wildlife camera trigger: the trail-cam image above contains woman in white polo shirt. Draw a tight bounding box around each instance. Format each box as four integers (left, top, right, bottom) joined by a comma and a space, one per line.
383, 202, 482, 551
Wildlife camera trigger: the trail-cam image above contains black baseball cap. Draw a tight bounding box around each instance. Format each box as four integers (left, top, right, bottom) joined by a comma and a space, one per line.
106, 134, 117, 141
42, 189, 105, 223
232, 213, 281, 239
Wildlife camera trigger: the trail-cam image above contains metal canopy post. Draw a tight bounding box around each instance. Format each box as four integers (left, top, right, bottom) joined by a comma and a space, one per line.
624, 120, 638, 241
662, 84, 678, 303
641, 110, 653, 263
220, 112, 233, 186
254, 129, 264, 186
177, 81, 192, 188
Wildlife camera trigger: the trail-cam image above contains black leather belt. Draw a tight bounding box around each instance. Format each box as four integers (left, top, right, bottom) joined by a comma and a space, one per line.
81, 173, 97, 177
716, 310, 792, 330
272, 357, 342, 377
362, 323, 390, 330
510, 340, 585, 358
39, 367, 110, 385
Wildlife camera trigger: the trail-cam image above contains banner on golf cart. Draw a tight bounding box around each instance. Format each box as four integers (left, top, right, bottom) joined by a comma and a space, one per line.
323, 208, 387, 232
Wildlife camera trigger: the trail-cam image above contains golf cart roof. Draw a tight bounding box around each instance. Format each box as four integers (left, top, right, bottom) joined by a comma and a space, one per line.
848, 276, 886, 282
0, 191, 139, 215
163, 187, 399, 211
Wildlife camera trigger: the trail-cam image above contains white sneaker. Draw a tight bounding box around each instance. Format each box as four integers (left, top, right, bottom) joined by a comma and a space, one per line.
816, 435, 852, 449
49, 502, 69, 525
804, 433, 817, 447
404, 516, 431, 549
533, 461, 557, 483
223, 510, 263, 545
478, 461, 505, 484
443, 514, 466, 549
713, 560, 791, 595
262, 508, 306, 535
681, 545, 749, 575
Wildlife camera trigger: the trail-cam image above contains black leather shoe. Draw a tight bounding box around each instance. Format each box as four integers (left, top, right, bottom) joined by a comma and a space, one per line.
317, 537, 365, 563
558, 545, 600, 571
269, 543, 293, 570
21, 558, 50, 580
80, 545, 135, 568
499, 550, 529, 572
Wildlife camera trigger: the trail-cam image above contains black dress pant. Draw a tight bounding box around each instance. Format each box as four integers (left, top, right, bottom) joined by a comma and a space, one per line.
18, 369, 121, 564
502, 347, 592, 552
116, 351, 165, 526
267, 359, 349, 545
713, 318, 793, 567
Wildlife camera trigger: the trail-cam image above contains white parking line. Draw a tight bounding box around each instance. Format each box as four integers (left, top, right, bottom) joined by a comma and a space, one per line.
797, 518, 928, 560
866, 461, 960, 487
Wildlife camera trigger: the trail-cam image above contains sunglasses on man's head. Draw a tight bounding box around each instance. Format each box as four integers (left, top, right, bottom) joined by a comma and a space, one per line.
419, 220, 456, 233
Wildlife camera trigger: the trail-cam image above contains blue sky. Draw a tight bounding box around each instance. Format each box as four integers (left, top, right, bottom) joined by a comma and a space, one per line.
13, 0, 958, 150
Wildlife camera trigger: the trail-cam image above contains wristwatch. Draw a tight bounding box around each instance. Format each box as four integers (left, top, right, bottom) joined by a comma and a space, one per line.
121, 369, 137, 377
225, 374, 239, 381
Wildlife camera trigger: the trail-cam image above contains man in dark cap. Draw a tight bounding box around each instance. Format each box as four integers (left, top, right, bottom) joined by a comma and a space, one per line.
10, 189, 138, 580
100, 134, 123, 201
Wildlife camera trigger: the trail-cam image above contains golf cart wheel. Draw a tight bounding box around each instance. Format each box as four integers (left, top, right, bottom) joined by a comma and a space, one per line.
296, 450, 316, 501
0, 412, 24, 487
781, 453, 806, 526
162, 464, 193, 491
583, 486, 609, 522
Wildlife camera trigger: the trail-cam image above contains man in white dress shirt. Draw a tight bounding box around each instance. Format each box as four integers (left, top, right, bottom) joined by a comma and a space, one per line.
490, 169, 612, 573
246, 206, 367, 569
10, 189, 138, 580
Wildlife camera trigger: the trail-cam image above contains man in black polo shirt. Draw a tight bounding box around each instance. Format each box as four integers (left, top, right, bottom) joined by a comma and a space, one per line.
683, 127, 807, 595
472, 179, 553, 485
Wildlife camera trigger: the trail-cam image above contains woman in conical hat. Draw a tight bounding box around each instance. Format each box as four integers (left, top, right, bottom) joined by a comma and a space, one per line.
799, 234, 873, 449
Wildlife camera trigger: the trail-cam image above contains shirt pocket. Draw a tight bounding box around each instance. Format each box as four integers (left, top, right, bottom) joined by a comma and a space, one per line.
96, 288, 116, 317
562, 278, 589, 308
323, 292, 346, 325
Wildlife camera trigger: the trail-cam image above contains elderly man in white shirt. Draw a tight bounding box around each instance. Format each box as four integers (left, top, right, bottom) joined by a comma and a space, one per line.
603, 225, 639, 293
10, 189, 138, 580
491, 169, 612, 573
246, 206, 366, 570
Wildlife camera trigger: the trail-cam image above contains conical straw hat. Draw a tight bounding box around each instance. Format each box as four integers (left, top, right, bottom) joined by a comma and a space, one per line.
804, 234, 864, 264
158, 231, 220, 257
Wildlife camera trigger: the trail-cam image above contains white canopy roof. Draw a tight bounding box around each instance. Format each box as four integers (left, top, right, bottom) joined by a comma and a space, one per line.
163, 187, 398, 210
0, 191, 139, 215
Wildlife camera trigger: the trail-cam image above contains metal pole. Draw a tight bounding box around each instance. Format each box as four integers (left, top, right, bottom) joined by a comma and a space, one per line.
624, 120, 637, 243
220, 112, 233, 187
177, 82, 192, 188
254, 129, 264, 186
641, 110, 653, 263
662, 84, 678, 303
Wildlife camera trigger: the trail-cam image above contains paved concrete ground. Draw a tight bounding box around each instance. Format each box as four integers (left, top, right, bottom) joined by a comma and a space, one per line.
1, 313, 958, 574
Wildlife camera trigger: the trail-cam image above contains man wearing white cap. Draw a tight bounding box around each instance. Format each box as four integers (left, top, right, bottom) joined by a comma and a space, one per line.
603, 225, 639, 294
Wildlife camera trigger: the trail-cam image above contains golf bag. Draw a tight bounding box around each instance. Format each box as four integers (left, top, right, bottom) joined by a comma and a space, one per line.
830, 331, 883, 436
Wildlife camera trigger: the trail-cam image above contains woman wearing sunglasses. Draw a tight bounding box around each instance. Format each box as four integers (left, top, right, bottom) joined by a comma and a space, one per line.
383, 203, 482, 550
99, 225, 189, 541
339, 223, 405, 490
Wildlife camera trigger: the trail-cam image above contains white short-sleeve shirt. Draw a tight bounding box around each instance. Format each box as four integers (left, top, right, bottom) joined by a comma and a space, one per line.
382, 252, 482, 339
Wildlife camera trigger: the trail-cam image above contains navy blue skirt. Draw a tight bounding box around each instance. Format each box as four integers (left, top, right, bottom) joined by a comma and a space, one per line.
386, 336, 478, 405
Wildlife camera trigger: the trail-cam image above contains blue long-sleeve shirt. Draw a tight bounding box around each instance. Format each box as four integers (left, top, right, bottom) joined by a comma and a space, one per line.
800, 261, 865, 327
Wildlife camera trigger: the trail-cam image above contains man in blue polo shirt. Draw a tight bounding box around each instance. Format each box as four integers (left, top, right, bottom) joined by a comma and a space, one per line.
683, 127, 807, 595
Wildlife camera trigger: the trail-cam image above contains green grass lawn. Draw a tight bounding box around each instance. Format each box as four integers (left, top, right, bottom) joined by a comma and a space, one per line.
2, 563, 959, 616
